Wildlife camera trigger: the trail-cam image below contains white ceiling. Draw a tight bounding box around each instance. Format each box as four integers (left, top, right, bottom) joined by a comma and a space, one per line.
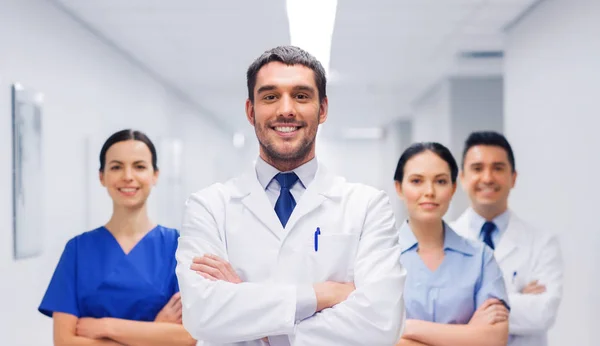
52, 0, 538, 136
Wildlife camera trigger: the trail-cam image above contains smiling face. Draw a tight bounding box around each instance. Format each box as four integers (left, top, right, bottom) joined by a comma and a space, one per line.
245, 61, 328, 171
460, 145, 517, 217
396, 150, 457, 223
99, 140, 158, 210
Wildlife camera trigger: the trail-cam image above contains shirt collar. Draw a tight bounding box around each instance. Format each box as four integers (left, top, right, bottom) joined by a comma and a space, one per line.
398, 221, 418, 253
255, 156, 318, 190
467, 207, 511, 237
398, 220, 476, 256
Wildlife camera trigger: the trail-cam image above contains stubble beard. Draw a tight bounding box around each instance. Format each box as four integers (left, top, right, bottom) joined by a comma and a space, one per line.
255, 115, 318, 170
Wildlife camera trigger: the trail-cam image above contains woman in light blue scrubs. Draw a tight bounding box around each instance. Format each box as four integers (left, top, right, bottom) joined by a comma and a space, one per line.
39, 129, 195, 346
394, 142, 509, 346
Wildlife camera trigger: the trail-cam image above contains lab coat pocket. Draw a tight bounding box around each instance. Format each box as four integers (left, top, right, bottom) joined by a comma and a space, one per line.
306, 233, 359, 283
506, 268, 527, 293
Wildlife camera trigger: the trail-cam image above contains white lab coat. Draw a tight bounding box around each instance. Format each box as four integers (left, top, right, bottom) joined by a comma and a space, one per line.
452, 209, 563, 346
176, 162, 407, 346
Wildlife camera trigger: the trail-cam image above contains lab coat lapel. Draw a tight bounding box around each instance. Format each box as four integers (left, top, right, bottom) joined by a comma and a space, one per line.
283, 164, 339, 233
494, 214, 519, 262
233, 166, 284, 240
453, 210, 478, 239
455, 208, 519, 262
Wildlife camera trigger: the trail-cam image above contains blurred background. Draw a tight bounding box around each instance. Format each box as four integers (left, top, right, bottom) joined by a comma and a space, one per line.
0, 0, 598, 344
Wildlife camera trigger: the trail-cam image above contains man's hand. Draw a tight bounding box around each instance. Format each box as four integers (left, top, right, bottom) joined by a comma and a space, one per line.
191, 257, 269, 343
313, 281, 356, 312
155, 292, 183, 323
521, 280, 546, 294
191, 255, 356, 312
469, 298, 509, 326
191, 254, 242, 283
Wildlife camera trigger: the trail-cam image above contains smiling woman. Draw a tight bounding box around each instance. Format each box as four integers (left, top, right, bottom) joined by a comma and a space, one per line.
38, 129, 196, 346
393, 142, 510, 346
98, 130, 159, 214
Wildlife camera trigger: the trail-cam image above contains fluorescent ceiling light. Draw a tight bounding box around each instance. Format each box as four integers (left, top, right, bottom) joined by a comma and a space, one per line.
286, 0, 338, 76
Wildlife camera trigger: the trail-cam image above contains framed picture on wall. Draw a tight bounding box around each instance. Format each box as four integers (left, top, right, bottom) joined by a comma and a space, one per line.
12, 83, 44, 260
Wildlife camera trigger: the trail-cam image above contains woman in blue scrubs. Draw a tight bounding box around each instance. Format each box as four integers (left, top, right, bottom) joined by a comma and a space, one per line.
39, 129, 195, 346
394, 142, 509, 346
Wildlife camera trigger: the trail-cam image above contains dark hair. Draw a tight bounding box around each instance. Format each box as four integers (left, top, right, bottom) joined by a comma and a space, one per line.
246, 45, 327, 104
462, 131, 515, 172
99, 129, 158, 172
394, 142, 459, 183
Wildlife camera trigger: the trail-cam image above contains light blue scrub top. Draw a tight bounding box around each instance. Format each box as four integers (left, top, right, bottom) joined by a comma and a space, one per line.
399, 221, 509, 324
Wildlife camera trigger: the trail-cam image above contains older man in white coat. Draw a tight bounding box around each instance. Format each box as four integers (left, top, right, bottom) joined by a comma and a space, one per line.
175, 46, 408, 346
452, 131, 563, 346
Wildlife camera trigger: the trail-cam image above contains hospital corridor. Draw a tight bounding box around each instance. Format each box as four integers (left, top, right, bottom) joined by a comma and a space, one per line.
0, 0, 598, 345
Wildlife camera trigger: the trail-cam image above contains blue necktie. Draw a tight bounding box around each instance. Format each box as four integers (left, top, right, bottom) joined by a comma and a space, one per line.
274, 172, 299, 227
481, 221, 497, 250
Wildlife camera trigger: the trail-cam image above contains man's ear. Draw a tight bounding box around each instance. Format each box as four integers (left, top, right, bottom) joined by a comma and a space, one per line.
245, 99, 255, 126
511, 170, 517, 188
318, 97, 328, 124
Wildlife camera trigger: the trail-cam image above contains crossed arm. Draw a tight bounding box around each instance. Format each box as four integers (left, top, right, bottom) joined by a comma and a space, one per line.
182, 237, 404, 345
397, 243, 511, 346
509, 235, 563, 335
194, 273, 506, 346
52, 294, 196, 346
396, 299, 509, 346
192, 254, 354, 343
177, 189, 406, 345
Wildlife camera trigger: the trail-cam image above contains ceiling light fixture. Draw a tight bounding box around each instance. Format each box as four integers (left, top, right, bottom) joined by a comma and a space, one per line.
286, 0, 338, 77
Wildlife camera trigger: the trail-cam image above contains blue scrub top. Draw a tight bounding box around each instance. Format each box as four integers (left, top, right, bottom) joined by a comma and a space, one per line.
398, 221, 509, 324
39, 225, 180, 321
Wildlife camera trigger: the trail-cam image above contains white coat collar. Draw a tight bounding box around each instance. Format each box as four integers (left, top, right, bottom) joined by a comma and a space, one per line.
255, 156, 317, 191
456, 207, 525, 262
229, 159, 343, 239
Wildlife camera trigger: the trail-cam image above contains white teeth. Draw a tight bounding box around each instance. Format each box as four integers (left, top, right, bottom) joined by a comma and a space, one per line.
275, 126, 297, 133
119, 188, 137, 192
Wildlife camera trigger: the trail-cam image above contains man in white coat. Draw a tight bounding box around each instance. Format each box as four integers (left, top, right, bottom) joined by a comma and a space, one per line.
175, 46, 407, 346
451, 131, 563, 346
